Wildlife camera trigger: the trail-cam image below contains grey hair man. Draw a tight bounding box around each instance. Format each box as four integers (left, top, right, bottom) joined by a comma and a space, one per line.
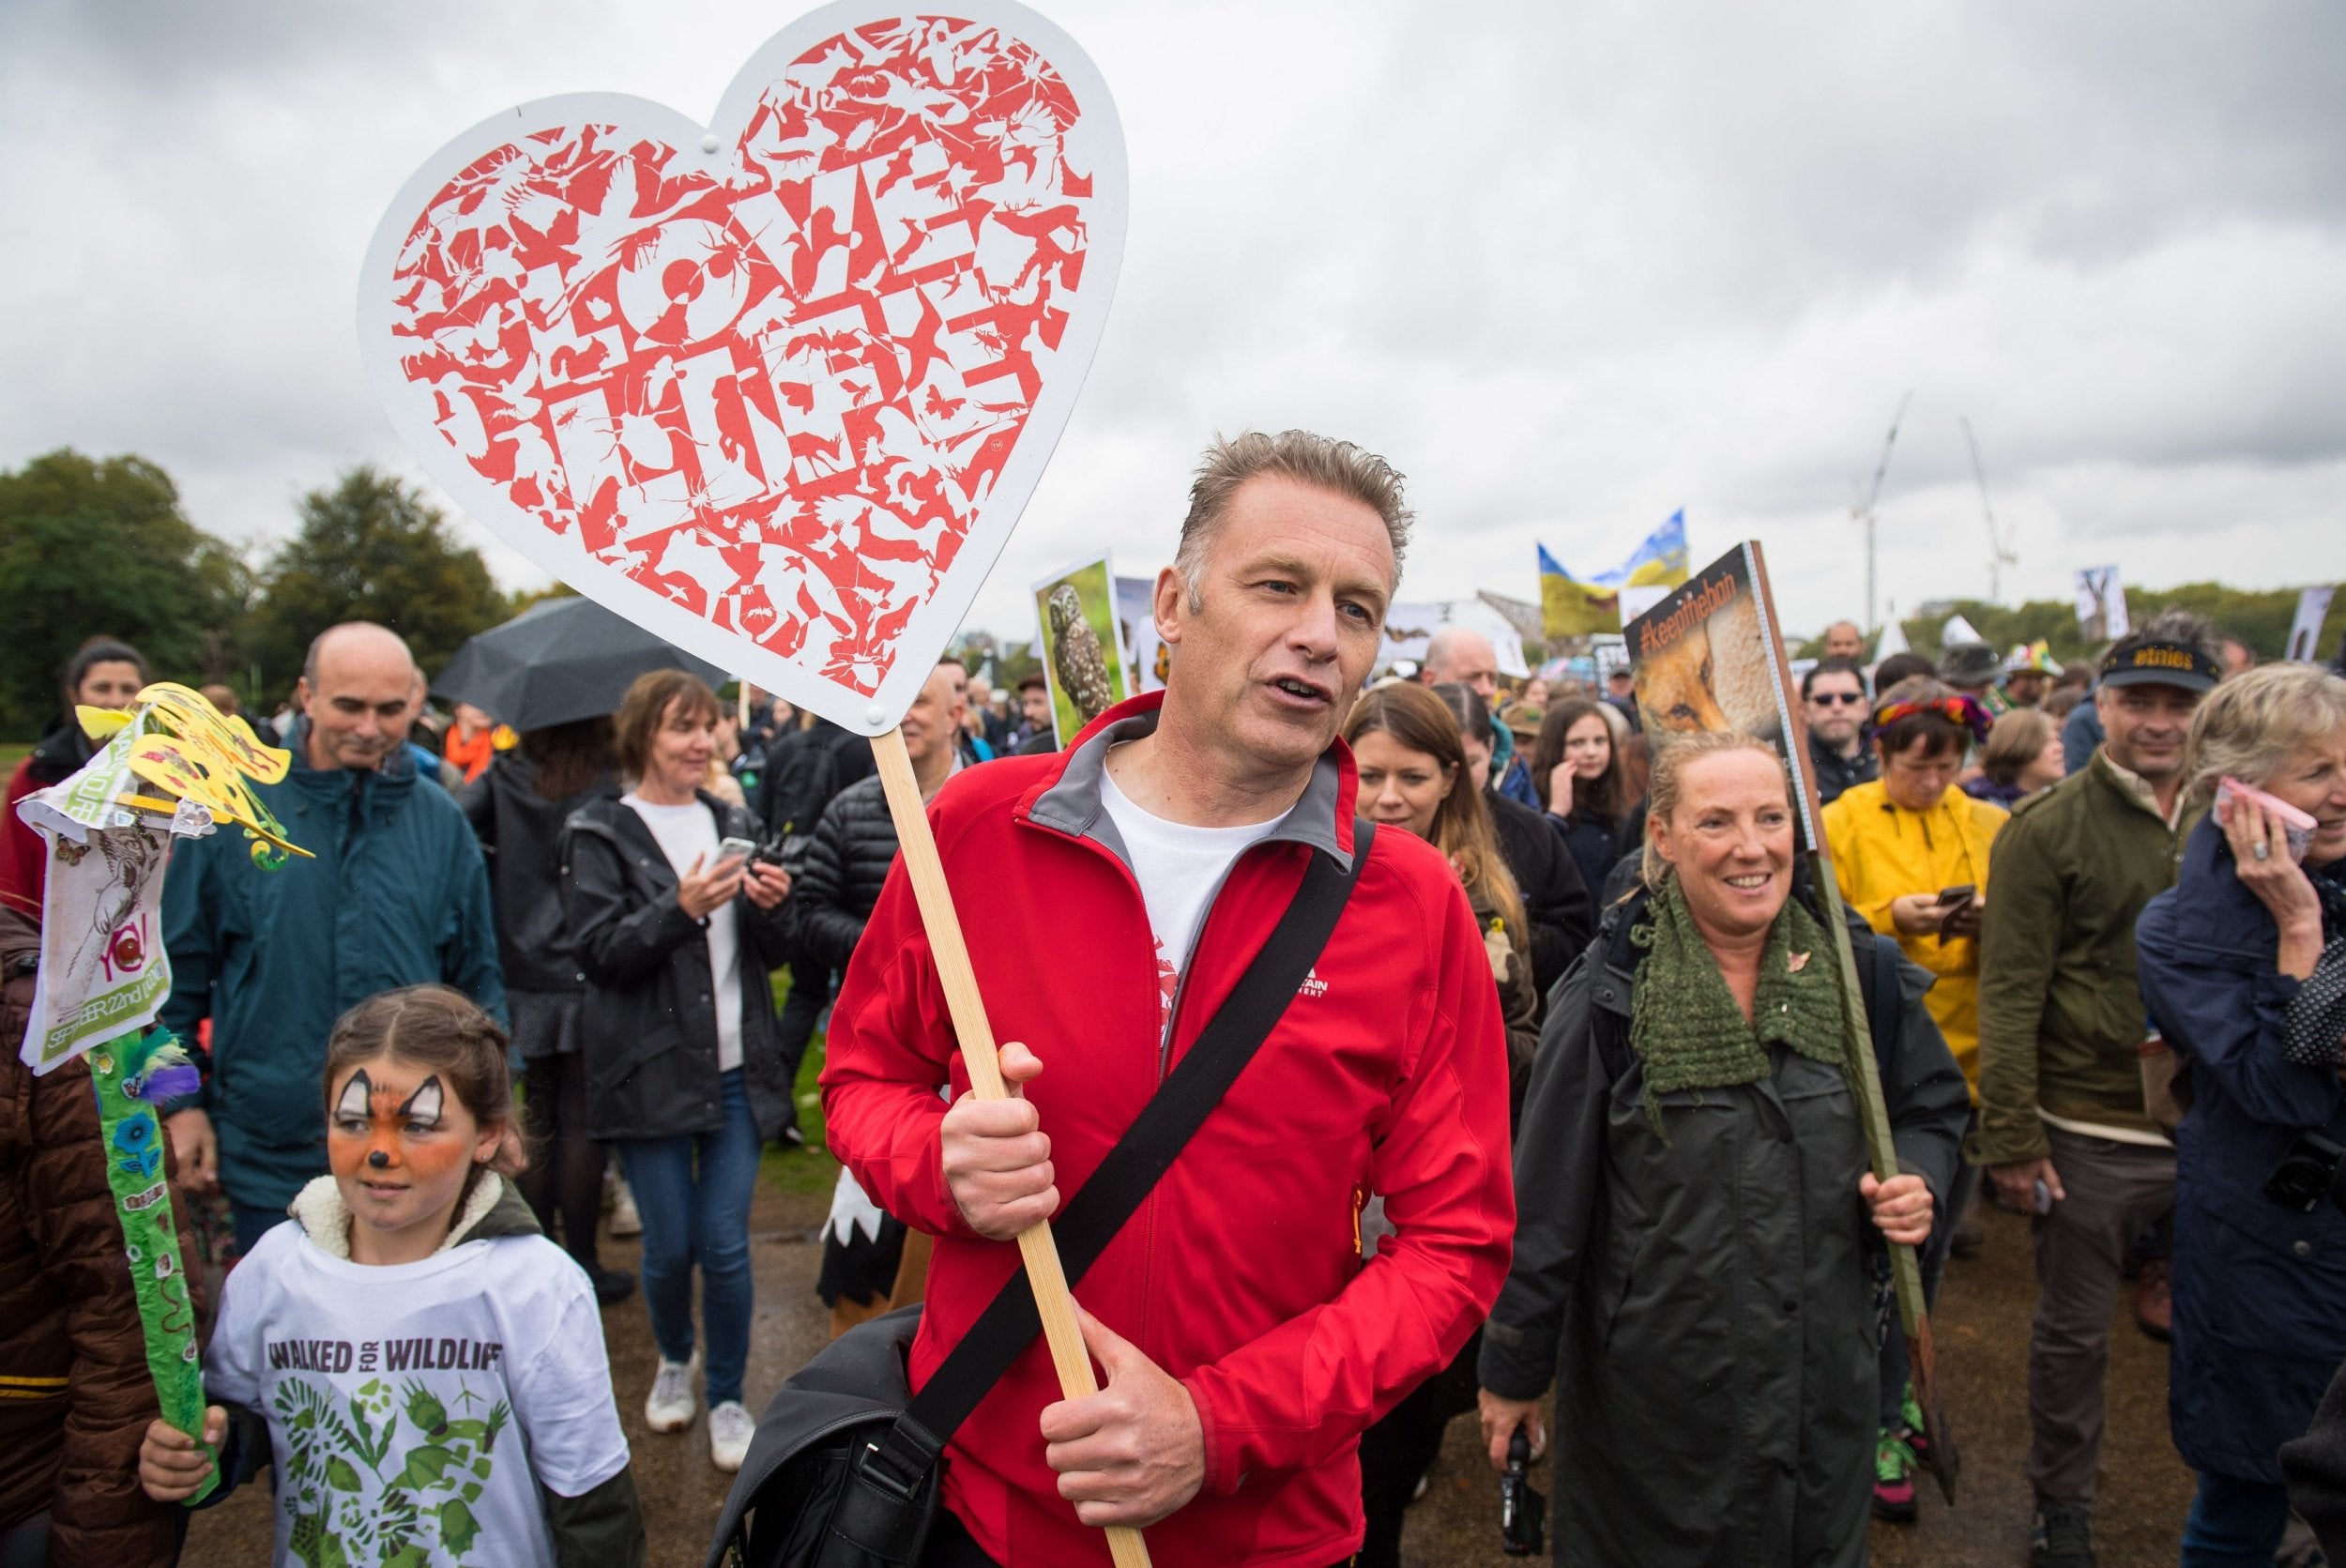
1421, 628, 1499, 702
821, 430, 1512, 1567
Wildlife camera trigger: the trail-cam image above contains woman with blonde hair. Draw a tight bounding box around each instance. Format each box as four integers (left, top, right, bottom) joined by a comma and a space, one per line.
1479, 731, 1968, 1567
1340, 680, 1536, 1567
2137, 662, 2346, 1562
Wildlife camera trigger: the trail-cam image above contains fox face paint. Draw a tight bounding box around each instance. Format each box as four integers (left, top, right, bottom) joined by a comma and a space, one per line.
328, 1067, 465, 1188
398, 1076, 444, 1130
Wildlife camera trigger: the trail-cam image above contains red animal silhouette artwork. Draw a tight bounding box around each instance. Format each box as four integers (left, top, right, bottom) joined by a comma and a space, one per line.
370, 12, 1120, 708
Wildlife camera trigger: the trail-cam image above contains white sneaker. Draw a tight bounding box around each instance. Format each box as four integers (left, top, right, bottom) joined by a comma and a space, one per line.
708, 1400, 755, 1473
608, 1177, 642, 1239
645, 1353, 698, 1433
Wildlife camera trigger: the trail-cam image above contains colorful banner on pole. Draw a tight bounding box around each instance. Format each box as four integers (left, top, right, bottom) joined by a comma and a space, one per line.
14, 684, 307, 1073
1031, 554, 1133, 747
2286, 586, 2337, 663
90, 1030, 216, 1504
2074, 566, 2129, 643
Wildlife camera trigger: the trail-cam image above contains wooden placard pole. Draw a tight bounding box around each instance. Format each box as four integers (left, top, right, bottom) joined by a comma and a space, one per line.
1745, 543, 1961, 1504
868, 726, 1153, 1568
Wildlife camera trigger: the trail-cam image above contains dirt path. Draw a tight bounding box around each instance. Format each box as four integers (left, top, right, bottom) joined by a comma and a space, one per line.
184, 1178, 2195, 1566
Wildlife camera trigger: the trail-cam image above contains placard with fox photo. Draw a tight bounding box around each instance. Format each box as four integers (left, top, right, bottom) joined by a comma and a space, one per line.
1622, 540, 1819, 847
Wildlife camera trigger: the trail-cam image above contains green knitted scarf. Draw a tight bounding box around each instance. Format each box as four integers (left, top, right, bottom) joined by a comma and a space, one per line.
1627, 876, 1847, 1132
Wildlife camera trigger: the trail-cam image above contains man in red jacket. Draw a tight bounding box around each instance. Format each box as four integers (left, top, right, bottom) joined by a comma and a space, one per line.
823, 430, 1515, 1568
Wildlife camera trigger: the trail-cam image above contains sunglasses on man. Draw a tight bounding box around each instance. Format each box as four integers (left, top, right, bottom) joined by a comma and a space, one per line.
1808, 691, 1866, 706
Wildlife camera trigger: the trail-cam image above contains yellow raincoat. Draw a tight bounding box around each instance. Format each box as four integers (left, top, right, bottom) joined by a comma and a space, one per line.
1821, 778, 2007, 1094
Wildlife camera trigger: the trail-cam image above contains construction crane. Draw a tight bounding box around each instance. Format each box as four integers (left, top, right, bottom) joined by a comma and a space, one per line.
1852, 392, 1911, 633
1961, 416, 2018, 605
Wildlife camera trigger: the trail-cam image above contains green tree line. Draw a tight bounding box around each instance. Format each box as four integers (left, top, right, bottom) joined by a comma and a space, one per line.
0, 449, 510, 738
1798, 586, 2338, 667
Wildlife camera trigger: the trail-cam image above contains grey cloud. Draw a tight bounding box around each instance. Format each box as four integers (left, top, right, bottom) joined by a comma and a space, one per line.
2, 0, 2339, 650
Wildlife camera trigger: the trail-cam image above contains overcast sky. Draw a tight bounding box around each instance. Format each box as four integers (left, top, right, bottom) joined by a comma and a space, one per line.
5, 0, 2341, 650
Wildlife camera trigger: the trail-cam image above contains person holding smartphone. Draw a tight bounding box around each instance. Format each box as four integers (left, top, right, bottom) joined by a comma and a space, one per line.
1820, 675, 2006, 1523
558, 670, 793, 1475
2138, 663, 2346, 1564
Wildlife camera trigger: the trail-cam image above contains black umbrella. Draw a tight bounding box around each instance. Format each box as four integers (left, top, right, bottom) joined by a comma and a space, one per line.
432, 597, 730, 732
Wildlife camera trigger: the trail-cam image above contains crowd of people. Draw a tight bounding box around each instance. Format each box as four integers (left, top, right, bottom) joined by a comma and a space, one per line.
2, 427, 2344, 1568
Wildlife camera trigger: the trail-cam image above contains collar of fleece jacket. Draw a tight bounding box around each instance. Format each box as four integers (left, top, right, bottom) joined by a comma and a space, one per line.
286, 1171, 537, 1260
1016, 690, 1361, 869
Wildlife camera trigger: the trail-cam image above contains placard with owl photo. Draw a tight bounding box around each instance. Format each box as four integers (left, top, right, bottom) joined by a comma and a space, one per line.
1031, 553, 1135, 747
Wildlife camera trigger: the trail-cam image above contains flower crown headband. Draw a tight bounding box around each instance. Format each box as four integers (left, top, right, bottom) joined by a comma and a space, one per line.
1867, 693, 1993, 747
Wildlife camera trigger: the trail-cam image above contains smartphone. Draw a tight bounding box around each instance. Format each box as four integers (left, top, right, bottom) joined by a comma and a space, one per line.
1935, 884, 1978, 942
2217, 777, 2316, 862
716, 835, 759, 870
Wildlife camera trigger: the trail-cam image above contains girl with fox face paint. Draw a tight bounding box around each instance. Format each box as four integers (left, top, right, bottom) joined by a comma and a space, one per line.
328, 1064, 503, 1265
139, 986, 647, 1564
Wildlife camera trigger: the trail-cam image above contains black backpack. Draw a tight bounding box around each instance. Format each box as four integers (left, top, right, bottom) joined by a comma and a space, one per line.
758, 722, 871, 864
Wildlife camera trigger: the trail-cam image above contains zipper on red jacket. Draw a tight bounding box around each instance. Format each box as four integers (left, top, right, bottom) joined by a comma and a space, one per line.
1154, 845, 1272, 1081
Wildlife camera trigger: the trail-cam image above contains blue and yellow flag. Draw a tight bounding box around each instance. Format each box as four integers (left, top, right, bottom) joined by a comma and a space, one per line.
1595, 510, 1689, 595
1540, 511, 1690, 638
1539, 545, 1620, 639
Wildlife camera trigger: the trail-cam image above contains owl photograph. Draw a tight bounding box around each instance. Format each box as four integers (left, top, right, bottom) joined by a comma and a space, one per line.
1030, 556, 1134, 746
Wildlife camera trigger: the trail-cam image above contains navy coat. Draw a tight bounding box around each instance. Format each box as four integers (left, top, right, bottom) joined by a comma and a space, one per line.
2138, 816, 2346, 1484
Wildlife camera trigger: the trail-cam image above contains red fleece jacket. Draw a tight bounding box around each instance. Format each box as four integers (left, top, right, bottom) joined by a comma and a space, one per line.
822, 694, 1514, 1568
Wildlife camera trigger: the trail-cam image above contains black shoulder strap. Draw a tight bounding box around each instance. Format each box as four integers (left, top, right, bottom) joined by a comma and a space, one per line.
877, 823, 1378, 1469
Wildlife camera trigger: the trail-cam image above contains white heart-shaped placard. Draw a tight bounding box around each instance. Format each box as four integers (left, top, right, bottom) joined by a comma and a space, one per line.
360, 2, 1124, 734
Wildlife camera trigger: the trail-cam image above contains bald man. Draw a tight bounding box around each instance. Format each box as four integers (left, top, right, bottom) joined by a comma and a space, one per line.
161, 622, 504, 1253
1423, 627, 1537, 805
1821, 621, 1866, 662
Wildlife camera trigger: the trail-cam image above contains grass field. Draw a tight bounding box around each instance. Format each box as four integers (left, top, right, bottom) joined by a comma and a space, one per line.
760, 969, 840, 1198
0, 741, 29, 772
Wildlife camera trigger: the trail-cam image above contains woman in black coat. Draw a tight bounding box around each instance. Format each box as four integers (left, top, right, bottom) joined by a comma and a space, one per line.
1478, 732, 1969, 1567
461, 718, 632, 1302
559, 672, 793, 1476
2137, 663, 2346, 1563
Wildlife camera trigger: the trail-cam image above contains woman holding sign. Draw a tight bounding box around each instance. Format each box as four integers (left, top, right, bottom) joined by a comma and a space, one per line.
559, 671, 794, 1475
1478, 732, 1968, 1567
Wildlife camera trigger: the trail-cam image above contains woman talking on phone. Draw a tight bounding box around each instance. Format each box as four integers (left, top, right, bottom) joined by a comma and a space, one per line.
560, 670, 794, 1475
2137, 662, 2346, 1563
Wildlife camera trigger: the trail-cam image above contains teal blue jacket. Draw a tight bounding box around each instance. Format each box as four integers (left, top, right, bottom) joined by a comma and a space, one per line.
161, 726, 504, 1209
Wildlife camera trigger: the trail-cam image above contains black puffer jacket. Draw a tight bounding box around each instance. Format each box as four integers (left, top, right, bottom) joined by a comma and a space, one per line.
786, 774, 901, 973
557, 793, 796, 1143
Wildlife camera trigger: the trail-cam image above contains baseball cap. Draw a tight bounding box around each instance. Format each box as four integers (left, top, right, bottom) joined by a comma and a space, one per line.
2098, 635, 2219, 693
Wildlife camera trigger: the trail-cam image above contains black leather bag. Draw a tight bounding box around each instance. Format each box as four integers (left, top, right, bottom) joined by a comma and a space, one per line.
705, 826, 1376, 1568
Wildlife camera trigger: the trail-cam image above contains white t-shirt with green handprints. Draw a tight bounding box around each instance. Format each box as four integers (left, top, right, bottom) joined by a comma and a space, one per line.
206, 1217, 630, 1567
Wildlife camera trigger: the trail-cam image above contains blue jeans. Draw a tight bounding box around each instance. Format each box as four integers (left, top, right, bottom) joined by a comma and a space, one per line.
2180, 1470, 2290, 1566
616, 1070, 761, 1407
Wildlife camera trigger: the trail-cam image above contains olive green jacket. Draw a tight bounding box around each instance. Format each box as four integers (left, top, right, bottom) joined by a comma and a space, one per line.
1974, 751, 2193, 1165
